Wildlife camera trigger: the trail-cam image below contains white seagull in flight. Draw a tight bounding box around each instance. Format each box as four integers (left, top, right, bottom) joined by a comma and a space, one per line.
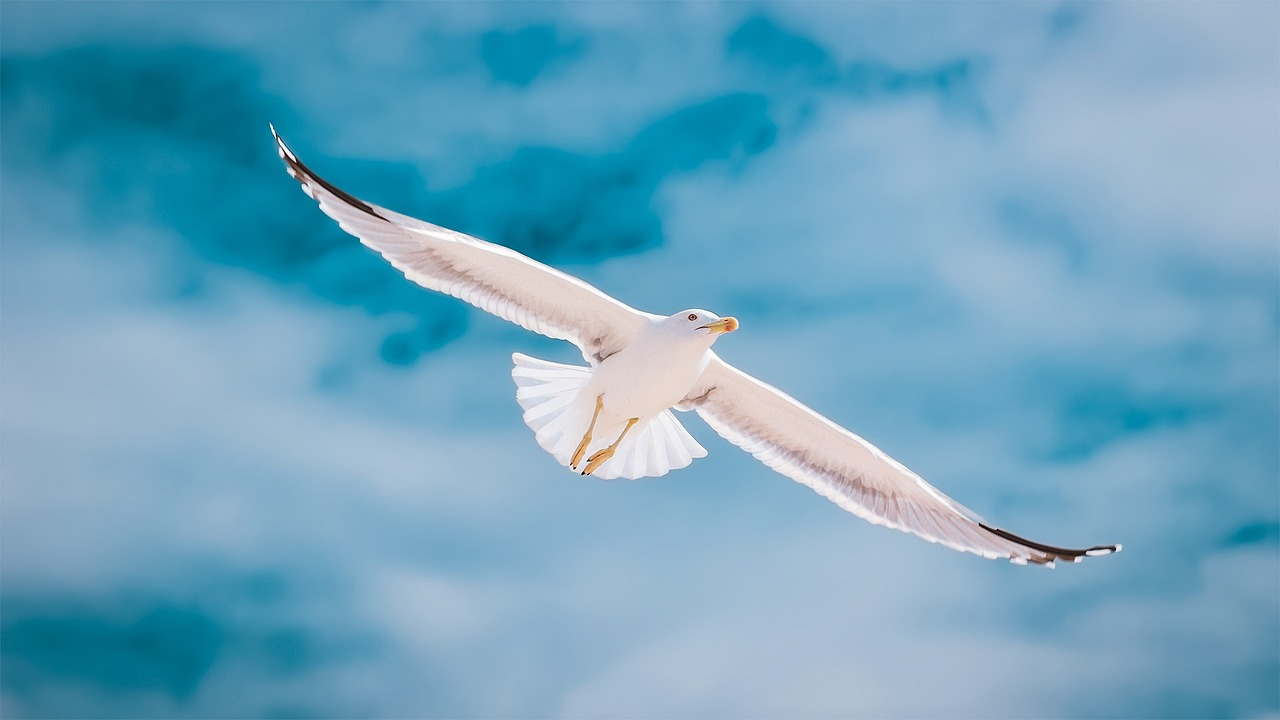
271, 125, 1120, 568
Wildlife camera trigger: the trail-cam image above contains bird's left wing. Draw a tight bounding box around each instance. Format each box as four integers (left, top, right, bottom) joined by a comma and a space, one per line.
271, 126, 653, 364
684, 355, 1121, 567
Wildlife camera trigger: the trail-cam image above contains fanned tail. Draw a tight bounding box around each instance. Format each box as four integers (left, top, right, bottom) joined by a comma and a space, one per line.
511, 353, 707, 479
512, 353, 593, 466
589, 411, 707, 480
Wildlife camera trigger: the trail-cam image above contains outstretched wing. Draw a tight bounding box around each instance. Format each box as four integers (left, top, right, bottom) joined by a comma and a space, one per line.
684, 355, 1121, 567
270, 125, 653, 364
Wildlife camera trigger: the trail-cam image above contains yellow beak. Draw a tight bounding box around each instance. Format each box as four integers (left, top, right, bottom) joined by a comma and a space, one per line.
699, 317, 740, 334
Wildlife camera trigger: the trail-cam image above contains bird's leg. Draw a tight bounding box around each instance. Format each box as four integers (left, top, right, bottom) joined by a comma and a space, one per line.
570, 394, 605, 470
581, 417, 640, 476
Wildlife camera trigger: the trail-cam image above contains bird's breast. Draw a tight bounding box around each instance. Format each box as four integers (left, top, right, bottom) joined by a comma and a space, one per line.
587, 337, 710, 420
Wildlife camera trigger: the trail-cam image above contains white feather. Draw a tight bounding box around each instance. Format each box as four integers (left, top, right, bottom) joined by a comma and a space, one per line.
511, 353, 704, 480
685, 355, 1121, 566
273, 125, 1119, 567
270, 125, 653, 366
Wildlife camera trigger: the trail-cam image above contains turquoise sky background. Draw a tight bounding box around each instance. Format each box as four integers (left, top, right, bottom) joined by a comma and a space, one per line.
2, 2, 1277, 717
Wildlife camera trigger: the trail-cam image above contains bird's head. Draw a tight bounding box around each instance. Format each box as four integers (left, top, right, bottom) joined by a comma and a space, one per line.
663, 309, 739, 342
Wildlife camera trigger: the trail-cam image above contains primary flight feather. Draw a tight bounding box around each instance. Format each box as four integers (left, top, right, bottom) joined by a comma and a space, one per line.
270, 125, 1120, 568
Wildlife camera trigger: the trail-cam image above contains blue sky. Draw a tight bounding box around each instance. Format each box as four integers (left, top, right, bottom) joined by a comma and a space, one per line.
1, 2, 1277, 717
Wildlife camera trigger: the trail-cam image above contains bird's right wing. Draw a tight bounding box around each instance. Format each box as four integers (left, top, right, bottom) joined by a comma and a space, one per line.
271, 125, 653, 364
684, 355, 1121, 567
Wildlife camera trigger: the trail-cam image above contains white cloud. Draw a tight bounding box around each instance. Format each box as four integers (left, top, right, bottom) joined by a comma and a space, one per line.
1, 2, 1275, 716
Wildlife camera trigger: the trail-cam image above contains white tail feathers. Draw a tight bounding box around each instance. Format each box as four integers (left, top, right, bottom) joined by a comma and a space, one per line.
588, 411, 708, 480
511, 353, 707, 480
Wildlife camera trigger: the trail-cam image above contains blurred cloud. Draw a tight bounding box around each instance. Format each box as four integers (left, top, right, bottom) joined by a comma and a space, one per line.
1, 2, 1276, 718
480, 24, 586, 87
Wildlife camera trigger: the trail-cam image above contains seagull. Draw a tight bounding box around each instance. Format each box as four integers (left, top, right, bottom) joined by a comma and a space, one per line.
270, 125, 1120, 568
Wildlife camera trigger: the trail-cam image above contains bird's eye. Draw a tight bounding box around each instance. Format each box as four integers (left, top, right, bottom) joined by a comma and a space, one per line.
688, 314, 698, 321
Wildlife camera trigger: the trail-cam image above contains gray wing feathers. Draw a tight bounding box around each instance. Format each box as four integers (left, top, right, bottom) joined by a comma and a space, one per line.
688, 356, 1121, 567
271, 125, 650, 364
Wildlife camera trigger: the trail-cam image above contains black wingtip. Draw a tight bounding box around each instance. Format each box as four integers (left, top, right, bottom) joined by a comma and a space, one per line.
268, 123, 285, 156
267, 124, 387, 222
268, 122, 300, 168
979, 522, 1121, 566
1086, 543, 1123, 557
